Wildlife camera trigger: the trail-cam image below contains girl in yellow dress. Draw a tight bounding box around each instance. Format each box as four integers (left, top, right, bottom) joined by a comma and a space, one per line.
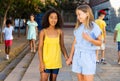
38, 9, 69, 81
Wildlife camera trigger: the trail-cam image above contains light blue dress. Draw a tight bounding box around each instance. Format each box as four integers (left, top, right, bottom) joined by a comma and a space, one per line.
27, 21, 38, 40
72, 22, 101, 75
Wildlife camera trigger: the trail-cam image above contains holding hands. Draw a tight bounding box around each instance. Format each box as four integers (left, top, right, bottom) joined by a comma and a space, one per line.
40, 63, 45, 73
66, 57, 72, 66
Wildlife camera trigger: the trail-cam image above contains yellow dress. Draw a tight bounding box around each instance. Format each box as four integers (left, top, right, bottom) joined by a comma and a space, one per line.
43, 30, 62, 69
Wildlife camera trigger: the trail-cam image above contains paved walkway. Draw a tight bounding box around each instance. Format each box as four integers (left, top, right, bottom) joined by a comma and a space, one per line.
0, 32, 27, 72
20, 28, 120, 81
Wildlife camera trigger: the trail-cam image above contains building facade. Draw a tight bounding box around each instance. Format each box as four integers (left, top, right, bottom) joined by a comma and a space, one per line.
90, 0, 120, 32
62, 0, 90, 27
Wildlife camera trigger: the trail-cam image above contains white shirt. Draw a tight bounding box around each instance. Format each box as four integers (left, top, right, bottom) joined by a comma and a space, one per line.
15, 19, 19, 27
15, 19, 24, 27
2, 26, 14, 40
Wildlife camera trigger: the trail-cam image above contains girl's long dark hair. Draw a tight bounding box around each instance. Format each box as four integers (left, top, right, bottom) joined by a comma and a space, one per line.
42, 9, 63, 29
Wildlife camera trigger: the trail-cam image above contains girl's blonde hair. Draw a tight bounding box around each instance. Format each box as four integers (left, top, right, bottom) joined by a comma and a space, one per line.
75, 5, 94, 29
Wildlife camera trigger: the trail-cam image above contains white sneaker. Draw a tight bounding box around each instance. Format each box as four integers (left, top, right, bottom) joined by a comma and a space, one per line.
96, 60, 100, 64
33, 49, 36, 53
31, 49, 33, 52
6, 55, 9, 60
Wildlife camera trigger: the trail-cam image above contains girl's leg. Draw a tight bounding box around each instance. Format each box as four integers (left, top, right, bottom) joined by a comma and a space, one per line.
77, 73, 84, 81
29, 40, 33, 51
8, 46, 11, 55
49, 73, 58, 81
5, 46, 9, 60
5, 46, 8, 54
84, 75, 94, 81
32, 39, 36, 52
40, 72, 49, 81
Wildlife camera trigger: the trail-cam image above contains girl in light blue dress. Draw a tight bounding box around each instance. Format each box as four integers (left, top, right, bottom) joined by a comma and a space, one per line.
66, 5, 102, 81
27, 14, 38, 53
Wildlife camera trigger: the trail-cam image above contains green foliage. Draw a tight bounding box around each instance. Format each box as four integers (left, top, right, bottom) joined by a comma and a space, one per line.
39, 0, 61, 12
0, 0, 86, 19
7, 0, 42, 19
0, 0, 44, 19
0, 0, 14, 16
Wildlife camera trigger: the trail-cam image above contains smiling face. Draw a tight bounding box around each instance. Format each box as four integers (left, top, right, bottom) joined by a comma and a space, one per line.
48, 12, 58, 27
76, 9, 88, 23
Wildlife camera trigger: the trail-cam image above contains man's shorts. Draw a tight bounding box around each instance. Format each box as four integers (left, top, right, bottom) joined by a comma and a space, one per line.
44, 68, 59, 74
97, 39, 105, 50
5, 40, 12, 47
97, 43, 105, 50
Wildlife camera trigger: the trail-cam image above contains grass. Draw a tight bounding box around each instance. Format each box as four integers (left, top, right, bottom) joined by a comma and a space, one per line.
0, 42, 28, 72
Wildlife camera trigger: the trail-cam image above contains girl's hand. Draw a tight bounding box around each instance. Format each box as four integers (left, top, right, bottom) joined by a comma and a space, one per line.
82, 32, 92, 42
40, 63, 45, 73
66, 58, 72, 66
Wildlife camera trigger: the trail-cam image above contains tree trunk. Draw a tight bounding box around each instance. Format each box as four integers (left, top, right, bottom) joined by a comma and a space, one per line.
0, 4, 11, 43
0, 16, 6, 43
0, 17, 2, 41
0, 0, 13, 43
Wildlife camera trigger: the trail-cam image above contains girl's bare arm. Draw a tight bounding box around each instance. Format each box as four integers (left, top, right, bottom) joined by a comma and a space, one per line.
38, 30, 45, 72
59, 29, 69, 61
82, 32, 102, 46
66, 38, 76, 65
89, 34, 102, 46
69, 38, 76, 59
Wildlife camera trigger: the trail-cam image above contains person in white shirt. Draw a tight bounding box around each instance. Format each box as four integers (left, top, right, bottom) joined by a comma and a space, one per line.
2, 19, 14, 60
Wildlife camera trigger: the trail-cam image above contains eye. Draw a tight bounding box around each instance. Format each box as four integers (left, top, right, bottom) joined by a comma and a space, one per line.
54, 17, 57, 19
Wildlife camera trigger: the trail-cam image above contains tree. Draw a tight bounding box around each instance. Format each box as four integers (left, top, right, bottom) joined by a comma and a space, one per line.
7, 0, 42, 37
0, 0, 14, 43
0, 0, 85, 41
0, 0, 44, 41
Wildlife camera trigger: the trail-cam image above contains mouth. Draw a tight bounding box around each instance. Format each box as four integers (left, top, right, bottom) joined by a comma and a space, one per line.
51, 22, 57, 24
